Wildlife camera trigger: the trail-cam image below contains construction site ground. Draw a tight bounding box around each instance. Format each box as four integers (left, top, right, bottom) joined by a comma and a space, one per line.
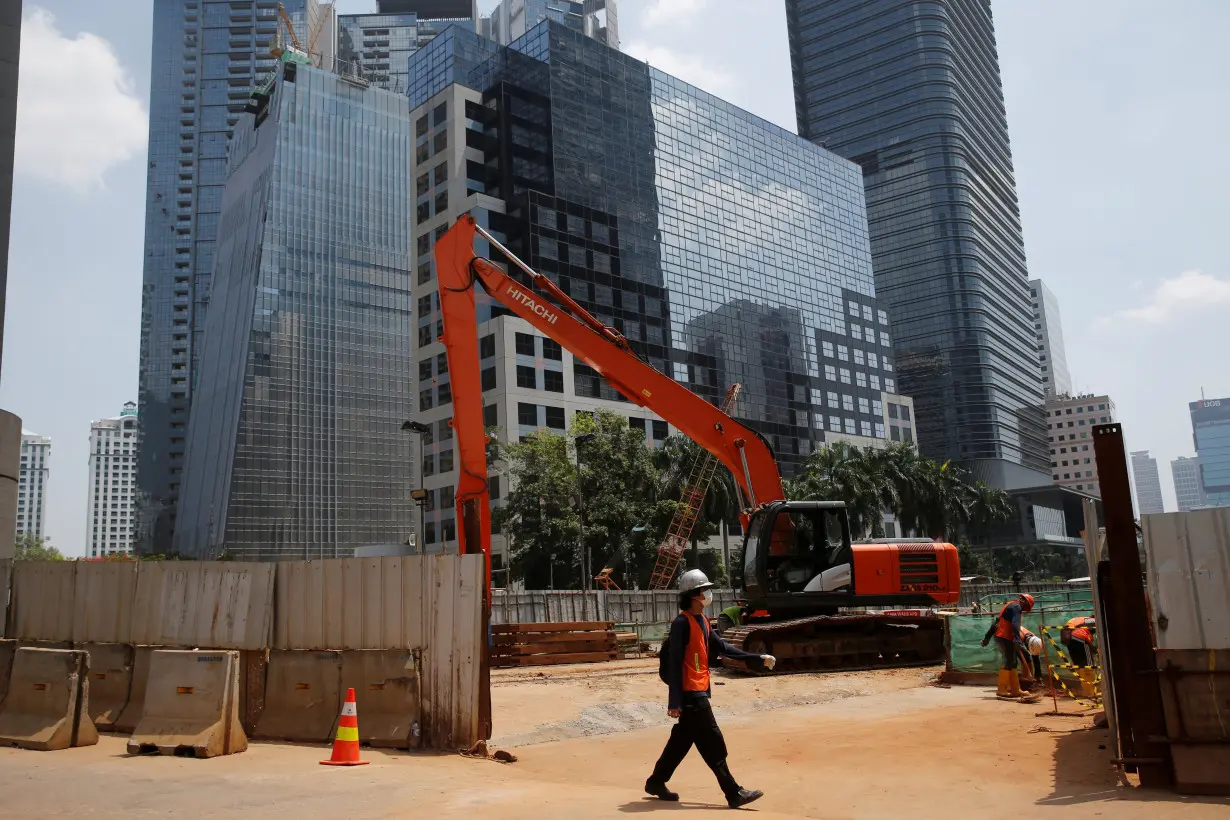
1, 659, 1225, 818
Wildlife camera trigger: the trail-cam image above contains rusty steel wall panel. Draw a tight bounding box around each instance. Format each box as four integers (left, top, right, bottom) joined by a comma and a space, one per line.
1145, 509, 1230, 651
129, 561, 275, 650
274, 555, 444, 652
9, 561, 76, 641
72, 561, 139, 644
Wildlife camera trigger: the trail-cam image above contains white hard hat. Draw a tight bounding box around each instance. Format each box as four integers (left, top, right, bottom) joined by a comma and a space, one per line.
678, 569, 714, 595
1026, 635, 1043, 656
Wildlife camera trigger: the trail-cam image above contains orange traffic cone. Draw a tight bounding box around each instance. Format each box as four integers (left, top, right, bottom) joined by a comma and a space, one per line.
321, 688, 369, 766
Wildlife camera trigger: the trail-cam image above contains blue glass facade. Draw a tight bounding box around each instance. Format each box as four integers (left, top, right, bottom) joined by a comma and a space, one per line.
1191, 399, 1230, 509
786, 0, 1049, 488
411, 23, 894, 470
174, 63, 415, 559
337, 12, 419, 93
137, 0, 313, 554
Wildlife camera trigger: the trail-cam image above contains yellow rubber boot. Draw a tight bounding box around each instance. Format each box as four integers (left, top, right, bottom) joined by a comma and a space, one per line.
996, 669, 1015, 698
1007, 670, 1026, 698
1076, 668, 1097, 698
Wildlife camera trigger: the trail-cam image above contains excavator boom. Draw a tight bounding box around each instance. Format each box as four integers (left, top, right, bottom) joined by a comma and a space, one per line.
434, 214, 786, 590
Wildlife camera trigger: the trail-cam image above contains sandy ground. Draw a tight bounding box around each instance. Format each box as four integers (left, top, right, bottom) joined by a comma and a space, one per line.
0, 662, 1226, 819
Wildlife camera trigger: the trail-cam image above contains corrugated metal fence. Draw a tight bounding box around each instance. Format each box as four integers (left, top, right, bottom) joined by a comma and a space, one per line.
1, 556, 482, 750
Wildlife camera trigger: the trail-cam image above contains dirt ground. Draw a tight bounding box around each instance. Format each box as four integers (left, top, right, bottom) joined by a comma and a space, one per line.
0, 661, 1226, 818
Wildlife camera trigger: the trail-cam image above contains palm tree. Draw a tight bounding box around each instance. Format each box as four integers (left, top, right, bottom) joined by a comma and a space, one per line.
786, 442, 884, 538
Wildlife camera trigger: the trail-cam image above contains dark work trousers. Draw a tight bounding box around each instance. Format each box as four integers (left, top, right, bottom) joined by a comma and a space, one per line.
651, 698, 739, 796
994, 636, 1018, 670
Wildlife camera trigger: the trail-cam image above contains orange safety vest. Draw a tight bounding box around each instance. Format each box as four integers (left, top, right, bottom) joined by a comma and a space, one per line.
1065, 617, 1095, 631
1069, 627, 1093, 644
994, 602, 1021, 641
682, 614, 711, 693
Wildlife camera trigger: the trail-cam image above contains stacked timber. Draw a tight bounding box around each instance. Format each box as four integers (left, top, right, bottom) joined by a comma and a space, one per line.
490, 622, 617, 667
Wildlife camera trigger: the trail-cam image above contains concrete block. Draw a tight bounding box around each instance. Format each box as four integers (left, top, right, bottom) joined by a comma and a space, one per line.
0, 647, 99, 750
127, 649, 247, 758
78, 643, 133, 730
254, 650, 341, 744
112, 646, 155, 734
340, 650, 421, 749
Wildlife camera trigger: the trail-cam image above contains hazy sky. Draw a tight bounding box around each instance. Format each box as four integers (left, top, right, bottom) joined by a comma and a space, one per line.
4, 1, 1228, 556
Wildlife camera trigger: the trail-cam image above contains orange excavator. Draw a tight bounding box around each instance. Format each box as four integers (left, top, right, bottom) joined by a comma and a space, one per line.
435, 215, 961, 675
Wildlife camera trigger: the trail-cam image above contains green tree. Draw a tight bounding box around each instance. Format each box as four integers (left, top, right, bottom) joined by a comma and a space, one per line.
491, 430, 582, 589
14, 533, 65, 562
573, 410, 662, 590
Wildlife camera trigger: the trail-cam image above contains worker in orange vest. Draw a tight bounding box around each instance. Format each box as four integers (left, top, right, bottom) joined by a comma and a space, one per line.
647, 569, 773, 809
981, 593, 1035, 698
1060, 616, 1097, 696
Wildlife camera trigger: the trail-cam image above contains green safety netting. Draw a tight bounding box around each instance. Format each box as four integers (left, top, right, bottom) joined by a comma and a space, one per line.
946, 588, 1096, 675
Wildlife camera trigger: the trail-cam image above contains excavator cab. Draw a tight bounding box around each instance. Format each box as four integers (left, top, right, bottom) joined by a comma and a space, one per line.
741, 501, 960, 616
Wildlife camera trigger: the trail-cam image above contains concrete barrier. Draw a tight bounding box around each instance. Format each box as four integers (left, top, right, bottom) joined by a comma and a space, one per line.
0, 639, 15, 706
126, 650, 248, 758
0, 647, 99, 750
112, 646, 155, 734
253, 650, 341, 743
79, 643, 133, 731
340, 650, 421, 749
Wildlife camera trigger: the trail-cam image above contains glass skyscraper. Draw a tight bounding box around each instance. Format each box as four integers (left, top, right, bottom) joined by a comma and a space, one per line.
785, 0, 1048, 489
136, 0, 326, 554
407, 19, 900, 525
488, 0, 618, 47
337, 1, 482, 94
173, 62, 415, 560
1190, 398, 1230, 509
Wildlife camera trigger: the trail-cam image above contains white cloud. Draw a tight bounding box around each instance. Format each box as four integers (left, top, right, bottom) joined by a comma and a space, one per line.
641, 0, 710, 27
1098, 270, 1230, 326
16, 8, 147, 193
624, 41, 737, 99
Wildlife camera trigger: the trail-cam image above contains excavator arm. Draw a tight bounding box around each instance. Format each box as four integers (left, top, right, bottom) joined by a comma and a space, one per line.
433, 214, 787, 593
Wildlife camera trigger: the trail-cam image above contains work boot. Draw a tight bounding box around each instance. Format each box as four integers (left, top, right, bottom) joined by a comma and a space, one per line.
713, 760, 762, 808
1076, 667, 1098, 698
728, 788, 764, 809
645, 778, 679, 801
996, 669, 1015, 698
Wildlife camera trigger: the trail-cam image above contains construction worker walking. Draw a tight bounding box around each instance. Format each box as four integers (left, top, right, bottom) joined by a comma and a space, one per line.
981, 593, 1035, 699
647, 570, 774, 809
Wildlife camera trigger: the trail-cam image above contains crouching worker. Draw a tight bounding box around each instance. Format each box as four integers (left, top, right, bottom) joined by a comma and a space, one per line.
981, 593, 1035, 699
647, 570, 775, 809
1017, 626, 1044, 687
1061, 617, 1098, 697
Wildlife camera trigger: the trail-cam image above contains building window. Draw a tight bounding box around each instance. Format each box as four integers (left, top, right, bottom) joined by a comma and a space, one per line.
822, 341, 834, 358
419, 389, 433, 411
652, 421, 668, 440
837, 345, 849, 362
481, 367, 497, 391
516, 365, 536, 389
542, 338, 562, 360
543, 370, 564, 393
545, 406, 566, 430
518, 403, 537, 427
515, 333, 535, 356
842, 394, 854, 412
824, 365, 837, 381
839, 368, 851, 385
480, 334, 495, 359
844, 418, 856, 435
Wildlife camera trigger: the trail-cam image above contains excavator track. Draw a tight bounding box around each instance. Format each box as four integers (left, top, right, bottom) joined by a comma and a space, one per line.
720, 613, 946, 674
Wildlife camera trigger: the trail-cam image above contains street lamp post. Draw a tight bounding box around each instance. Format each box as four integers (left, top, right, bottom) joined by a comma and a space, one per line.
574, 432, 596, 619
402, 421, 431, 553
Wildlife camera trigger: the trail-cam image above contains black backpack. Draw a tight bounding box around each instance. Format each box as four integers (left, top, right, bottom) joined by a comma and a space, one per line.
658, 632, 671, 684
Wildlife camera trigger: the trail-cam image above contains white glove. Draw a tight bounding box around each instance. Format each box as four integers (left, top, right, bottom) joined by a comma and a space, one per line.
761, 654, 776, 671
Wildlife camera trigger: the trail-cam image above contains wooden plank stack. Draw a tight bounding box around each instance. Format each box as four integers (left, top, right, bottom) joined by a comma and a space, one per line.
490, 621, 617, 668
